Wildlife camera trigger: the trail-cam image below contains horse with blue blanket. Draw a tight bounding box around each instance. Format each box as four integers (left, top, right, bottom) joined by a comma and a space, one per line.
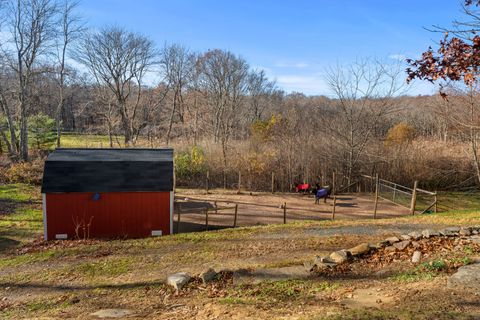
315, 186, 331, 204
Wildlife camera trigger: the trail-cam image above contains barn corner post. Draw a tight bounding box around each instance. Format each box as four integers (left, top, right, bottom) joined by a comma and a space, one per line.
171, 151, 176, 235
42, 193, 47, 240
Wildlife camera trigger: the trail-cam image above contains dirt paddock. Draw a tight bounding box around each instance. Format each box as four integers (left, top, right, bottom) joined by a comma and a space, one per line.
174, 190, 411, 233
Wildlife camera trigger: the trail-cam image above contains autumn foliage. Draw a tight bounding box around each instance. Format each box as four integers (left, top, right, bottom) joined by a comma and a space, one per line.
407, 1, 480, 88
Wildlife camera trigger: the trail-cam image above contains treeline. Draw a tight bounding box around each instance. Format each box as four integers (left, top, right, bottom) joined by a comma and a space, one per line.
0, 0, 478, 191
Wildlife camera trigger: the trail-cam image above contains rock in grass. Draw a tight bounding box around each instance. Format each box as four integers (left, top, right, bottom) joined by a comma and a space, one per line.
369, 241, 388, 249
400, 234, 411, 241
199, 268, 217, 284
385, 236, 400, 244
411, 251, 422, 264
441, 227, 460, 236
393, 240, 410, 251
90, 309, 134, 318
304, 261, 315, 272
448, 263, 480, 291
313, 256, 337, 269
329, 250, 351, 264
408, 231, 422, 240
167, 272, 191, 290
348, 243, 370, 256
422, 229, 439, 238
459, 227, 472, 236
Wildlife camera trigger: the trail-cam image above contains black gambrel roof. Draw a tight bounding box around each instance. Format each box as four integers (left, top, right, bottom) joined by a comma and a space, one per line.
41, 148, 174, 193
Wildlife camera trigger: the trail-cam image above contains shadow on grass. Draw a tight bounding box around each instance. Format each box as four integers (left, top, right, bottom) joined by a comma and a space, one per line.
0, 237, 20, 252
174, 221, 230, 234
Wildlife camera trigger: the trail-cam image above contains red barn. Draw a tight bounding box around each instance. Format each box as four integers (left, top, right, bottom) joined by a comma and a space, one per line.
41, 148, 174, 240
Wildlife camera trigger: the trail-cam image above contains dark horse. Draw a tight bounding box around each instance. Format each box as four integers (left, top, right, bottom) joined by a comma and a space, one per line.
315, 186, 331, 204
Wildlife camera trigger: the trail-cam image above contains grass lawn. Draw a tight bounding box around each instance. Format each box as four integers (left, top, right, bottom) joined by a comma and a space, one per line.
0, 184, 480, 319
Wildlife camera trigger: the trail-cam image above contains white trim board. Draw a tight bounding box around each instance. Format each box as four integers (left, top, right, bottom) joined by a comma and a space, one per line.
42, 193, 47, 241
170, 191, 174, 235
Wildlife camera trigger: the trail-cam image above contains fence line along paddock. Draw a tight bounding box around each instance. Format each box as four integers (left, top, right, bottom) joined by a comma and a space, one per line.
361, 175, 438, 215
174, 186, 419, 233
174, 194, 337, 233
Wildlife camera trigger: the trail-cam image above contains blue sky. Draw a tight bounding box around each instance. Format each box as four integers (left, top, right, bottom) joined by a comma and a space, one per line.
78, 0, 464, 96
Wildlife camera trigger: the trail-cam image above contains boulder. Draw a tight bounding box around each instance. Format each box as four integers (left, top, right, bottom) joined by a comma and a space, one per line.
304, 261, 315, 272
448, 263, 480, 291
400, 234, 411, 241
393, 240, 410, 251
329, 250, 351, 264
384, 236, 400, 244
199, 268, 217, 284
441, 227, 460, 236
167, 272, 191, 290
408, 231, 422, 240
313, 256, 337, 269
459, 227, 472, 236
384, 246, 396, 252
411, 251, 422, 264
348, 243, 370, 256
421, 229, 439, 238
369, 241, 388, 249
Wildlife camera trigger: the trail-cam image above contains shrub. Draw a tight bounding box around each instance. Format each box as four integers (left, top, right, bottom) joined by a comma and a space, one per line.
3, 159, 44, 185
175, 145, 207, 179
385, 122, 416, 147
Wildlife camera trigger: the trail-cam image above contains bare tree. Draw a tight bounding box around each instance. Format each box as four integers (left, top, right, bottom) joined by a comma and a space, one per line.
54, 0, 83, 147
160, 44, 192, 145
247, 69, 276, 122
75, 26, 157, 146
199, 49, 249, 187
0, 0, 57, 160
324, 60, 407, 184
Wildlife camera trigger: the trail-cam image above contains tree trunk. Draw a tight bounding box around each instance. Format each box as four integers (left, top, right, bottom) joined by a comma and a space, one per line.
19, 108, 28, 161
166, 89, 178, 145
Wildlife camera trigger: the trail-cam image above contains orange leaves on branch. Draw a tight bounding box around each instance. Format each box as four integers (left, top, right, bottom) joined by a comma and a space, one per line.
407, 34, 480, 86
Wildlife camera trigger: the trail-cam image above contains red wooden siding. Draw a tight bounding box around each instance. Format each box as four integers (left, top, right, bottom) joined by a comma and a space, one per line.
45, 192, 171, 240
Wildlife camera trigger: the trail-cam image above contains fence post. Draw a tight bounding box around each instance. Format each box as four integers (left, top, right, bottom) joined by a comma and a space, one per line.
410, 181, 418, 215
206, 170, 210, 194
332, 171, 336, 196
332, 196, 336, 220
233, 204, 238, 228
373, 174, 379, 219
214, 201, 218, 215
237, 171, 241, 193
205, 208, 209, 231
283, 202, 287, 224
271, 172, 275, 194
434, 191, 438, 213
393, 183, 397, 203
